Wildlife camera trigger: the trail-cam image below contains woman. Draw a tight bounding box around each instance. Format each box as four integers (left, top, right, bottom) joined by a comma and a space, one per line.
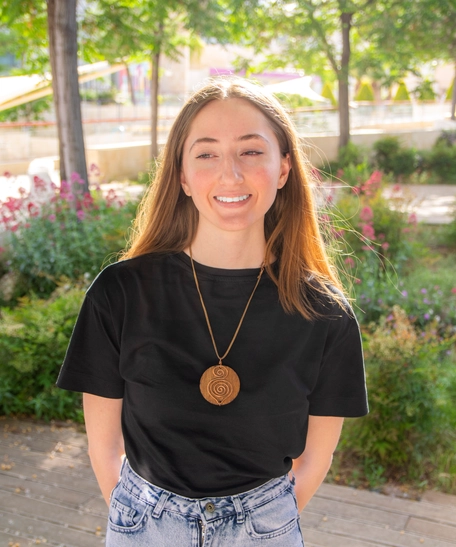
57, 78, 368, 546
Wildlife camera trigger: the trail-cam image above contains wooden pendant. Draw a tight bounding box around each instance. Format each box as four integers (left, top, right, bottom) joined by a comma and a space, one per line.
200, 364, 240, 406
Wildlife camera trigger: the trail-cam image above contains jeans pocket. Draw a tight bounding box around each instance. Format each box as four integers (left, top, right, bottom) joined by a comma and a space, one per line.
108, 483, 149, 532
245, 487, 299, 540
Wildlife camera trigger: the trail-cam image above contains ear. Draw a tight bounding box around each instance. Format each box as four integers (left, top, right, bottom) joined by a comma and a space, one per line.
180, 171, 191, 196
278, 153, 291, 189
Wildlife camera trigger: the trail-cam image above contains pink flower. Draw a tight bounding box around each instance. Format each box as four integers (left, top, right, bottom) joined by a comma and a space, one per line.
77, 209, 85, 220
0, 246, 5, 253
33, 175, 46, 190
344, 257, 355, 268
319, 214, 331, 223
90, 163, 101, 176
351, 186, 361, 195
362, 245, 374, 251
362, 223, 376, 239
451, 288, 456, 294
392, 184, 401, 193
18, 187, 27, 196
10, 224, 18, 232
381, 242, 390, 250
354, 278, 362, 284
3, 171, 12, 178
48, 214, 56, 222
408, 212, 417, 225
360, 206, 374, 222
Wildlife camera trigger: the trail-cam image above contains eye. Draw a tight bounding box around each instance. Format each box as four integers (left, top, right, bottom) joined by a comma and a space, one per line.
242, 150, 263, 156
196, 153, 215, 159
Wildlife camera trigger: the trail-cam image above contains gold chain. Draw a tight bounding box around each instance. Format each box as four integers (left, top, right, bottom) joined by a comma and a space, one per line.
189, 248, 265, 364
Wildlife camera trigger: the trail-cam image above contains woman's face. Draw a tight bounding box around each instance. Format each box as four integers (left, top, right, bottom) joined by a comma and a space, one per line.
180, 98, 290, 238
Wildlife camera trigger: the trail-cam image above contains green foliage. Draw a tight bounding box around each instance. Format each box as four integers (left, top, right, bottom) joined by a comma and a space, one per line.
413, 79, 436, 101
273, 93, 314, 110
423, 145, 456, 183
446, 80, 454, 101
0, 284, 85, 421
321, 82, 337, 106
435, 129, 456, 148
337, 142, 367, 170
0, 176, 139, 299
79, 87, 117, 104
355, 82, 375, 101
0, 96, 52, 122
373, 136, 417, 177
339, 306, 456, 484
393, 81, 411, 101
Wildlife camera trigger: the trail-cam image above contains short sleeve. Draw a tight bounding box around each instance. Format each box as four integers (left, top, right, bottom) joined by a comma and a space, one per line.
56, 292, 124, 398
308, 310, 368, 418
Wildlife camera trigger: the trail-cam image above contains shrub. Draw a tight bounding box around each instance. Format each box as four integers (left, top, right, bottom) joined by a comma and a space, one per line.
413, 79, 436, 101
425, 145, 456, 183
321, 82, 337, 106
435, 129, 456, 147
446, 80, 454, 101
0, 96, 53, 122
337, 142, 367, 169
393, 81, 411, 101
373, 136, 417, 177
355, 82, 375, 102
0, 284, 85, 421
273, 93, 314, 110
339, 306, 456, 486
0, 175, 139, 299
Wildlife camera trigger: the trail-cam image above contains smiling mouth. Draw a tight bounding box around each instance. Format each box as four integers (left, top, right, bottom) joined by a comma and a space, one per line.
215, 195, 250, 203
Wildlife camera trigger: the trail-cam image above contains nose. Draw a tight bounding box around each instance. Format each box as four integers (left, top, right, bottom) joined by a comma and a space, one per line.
220, 155, 243, 185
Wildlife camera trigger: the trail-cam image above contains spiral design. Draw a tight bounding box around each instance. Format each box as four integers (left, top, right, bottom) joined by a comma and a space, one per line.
200, 364, 240, 405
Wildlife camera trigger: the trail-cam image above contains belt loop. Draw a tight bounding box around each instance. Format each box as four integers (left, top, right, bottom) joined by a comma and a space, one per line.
288, 470, 296, 486
232, 496, 245, 524
152, 490, 170, 519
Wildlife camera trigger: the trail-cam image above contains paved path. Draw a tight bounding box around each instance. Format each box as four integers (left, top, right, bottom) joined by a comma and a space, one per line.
1, 417, 455, 547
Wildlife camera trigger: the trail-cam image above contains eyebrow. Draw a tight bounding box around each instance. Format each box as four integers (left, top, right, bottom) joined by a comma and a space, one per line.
189, 133, 268, 152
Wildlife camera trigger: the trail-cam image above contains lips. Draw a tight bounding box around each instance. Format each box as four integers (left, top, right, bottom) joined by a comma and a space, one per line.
215, 195, 250, 203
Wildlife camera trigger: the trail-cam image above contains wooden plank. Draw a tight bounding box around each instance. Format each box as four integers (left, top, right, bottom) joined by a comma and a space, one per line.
305, 496, 409, 530
421, 491, 456, 507
301, 527, 384, 547
406, 517, 456, 543
317, 484, 456, 525
315, 513, 456, 547
0, 491, 106, 534
0, 510, 105, 547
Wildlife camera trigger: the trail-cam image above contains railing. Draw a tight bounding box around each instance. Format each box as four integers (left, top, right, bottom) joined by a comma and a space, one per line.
1, 101, 453, 163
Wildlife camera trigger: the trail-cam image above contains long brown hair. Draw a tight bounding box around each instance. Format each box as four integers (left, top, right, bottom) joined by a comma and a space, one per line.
122, 77, 345, 319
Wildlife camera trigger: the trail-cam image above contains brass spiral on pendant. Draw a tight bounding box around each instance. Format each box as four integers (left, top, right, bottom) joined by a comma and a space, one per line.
200, 364, 240, 406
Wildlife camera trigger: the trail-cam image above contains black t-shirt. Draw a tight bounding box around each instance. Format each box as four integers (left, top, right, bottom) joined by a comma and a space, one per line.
57, 252, 368, 498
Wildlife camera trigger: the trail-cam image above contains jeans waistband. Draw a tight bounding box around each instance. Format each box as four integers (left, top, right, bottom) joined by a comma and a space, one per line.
118, 459, 295, 523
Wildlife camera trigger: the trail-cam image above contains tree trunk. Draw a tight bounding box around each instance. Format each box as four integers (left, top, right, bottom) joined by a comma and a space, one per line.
150, 50, 161, 159
338, 11, 352, 150
125, 62, 136, 106
451, 63, 456, 121
47, 0, 66, 185
53, 0, 89, 196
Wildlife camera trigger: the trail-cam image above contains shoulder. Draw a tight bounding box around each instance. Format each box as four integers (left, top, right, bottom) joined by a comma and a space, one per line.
86, 252, 172, 306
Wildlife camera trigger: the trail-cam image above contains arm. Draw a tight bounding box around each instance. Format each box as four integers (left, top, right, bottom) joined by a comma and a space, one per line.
83, 393, 125, 506
292, 415, 344, 513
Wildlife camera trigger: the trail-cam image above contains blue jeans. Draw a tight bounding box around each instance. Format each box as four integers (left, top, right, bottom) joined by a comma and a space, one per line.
106, 459, 304, 546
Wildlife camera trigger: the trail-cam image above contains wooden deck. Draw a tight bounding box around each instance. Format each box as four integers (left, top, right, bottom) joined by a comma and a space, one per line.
1, 416, 455, 547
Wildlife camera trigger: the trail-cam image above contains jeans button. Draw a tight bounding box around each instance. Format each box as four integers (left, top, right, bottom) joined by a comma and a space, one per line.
205, 502, 215, 513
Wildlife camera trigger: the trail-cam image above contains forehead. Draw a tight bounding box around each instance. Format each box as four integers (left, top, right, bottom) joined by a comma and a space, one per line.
186, 98, 275, 140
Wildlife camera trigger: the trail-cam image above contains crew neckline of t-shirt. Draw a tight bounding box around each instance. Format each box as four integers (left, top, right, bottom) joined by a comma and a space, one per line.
172, 251, 264, 279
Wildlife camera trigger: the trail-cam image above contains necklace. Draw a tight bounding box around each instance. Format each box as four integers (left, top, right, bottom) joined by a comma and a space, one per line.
189, 248, 265, 406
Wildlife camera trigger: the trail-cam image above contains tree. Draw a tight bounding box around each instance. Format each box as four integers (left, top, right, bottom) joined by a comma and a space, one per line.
0, 0, 88, 191
48, 0, 88, 192
241, 0, 378, 149
366, 0, 456, 119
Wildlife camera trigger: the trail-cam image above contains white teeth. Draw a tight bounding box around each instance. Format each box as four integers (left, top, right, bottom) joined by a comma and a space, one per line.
215, 195, 250, 203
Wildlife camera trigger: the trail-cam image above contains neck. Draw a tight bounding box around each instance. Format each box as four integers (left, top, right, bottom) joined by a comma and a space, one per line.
186, 226, 266, 269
